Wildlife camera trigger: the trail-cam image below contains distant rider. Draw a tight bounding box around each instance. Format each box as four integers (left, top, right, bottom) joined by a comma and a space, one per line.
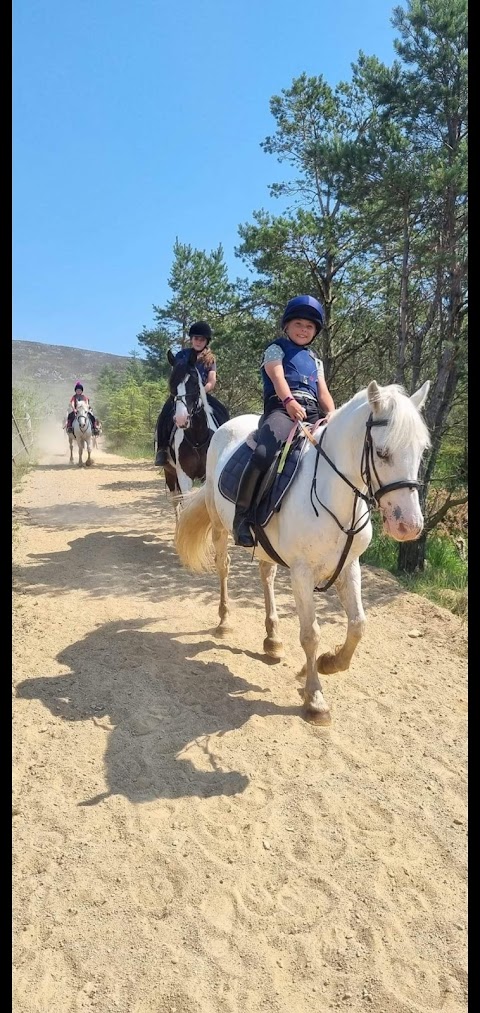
66, 382, 100, 435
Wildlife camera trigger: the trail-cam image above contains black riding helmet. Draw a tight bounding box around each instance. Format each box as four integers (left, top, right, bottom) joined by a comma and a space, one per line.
188, 321, 212, 344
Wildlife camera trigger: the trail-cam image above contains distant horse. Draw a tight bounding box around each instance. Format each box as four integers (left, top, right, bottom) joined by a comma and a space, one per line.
174, 380, 431, 725
164, 349, 222, 516
68, 399, 94, 467
92, 420, 103, 449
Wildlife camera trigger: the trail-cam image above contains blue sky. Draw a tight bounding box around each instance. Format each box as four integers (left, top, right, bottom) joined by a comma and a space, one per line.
13, 0, 397, 357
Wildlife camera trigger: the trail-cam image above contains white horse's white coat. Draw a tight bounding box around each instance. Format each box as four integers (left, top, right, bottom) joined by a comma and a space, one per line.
69, 400, 94, 467
174, 381, 431, 724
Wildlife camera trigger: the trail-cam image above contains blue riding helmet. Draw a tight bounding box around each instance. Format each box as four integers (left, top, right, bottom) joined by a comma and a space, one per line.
281, 295, 324, 336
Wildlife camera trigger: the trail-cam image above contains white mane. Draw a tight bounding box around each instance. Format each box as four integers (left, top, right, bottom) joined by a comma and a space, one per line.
324, 383, 431, 456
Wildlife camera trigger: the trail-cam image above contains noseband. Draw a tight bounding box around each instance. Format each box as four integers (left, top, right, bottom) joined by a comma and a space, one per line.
75, 407, 89, 431
173, 372, 204, 427
362, 415, 422, 503
306, 413, 421, 591
313, 413, 421, 516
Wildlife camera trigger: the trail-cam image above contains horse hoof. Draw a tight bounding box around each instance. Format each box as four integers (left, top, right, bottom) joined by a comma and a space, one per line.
303, 689, 331, 725
263, 637, 285, 659
317, 649, 346, 675
85, 459, 93, 467
304, 706, 332, 726
214, 624, 232, 638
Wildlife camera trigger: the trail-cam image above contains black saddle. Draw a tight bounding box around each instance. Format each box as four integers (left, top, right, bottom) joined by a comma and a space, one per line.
218, 430, 309, 528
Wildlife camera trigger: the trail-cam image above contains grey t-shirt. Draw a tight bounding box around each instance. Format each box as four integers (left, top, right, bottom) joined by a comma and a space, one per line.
262, 343, 325, 380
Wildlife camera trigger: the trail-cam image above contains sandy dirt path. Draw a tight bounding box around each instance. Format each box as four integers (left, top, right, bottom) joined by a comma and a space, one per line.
12, 428, 467, 1013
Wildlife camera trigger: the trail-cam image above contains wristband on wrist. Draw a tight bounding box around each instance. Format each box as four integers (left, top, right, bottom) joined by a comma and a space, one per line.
282, 396, 294, 406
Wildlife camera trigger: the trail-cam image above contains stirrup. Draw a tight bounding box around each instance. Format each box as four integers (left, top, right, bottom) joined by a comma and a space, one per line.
234, 517, 255, 548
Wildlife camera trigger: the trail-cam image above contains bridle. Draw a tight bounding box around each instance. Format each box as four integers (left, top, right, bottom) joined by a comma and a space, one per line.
309, 414, 421, 589
172, 370, 211, 450
75, 404, 90, 432
313, 414, 421, 511
255, 413, 422, 593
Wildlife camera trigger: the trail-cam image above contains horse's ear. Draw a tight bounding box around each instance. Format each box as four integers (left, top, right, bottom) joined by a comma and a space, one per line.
189, 348, 197, 366
410, 380, 430, 411
367, 380, 383, 412
167, 349, 175, 367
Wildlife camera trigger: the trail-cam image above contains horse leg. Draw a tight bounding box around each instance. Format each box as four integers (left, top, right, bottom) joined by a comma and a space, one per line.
259, 561, 284, 658
69, 437, 74, 464
78, 442, 83, 467
317, 559, 366, 675
164, 466, 180, 517
211, 523, 232, 637
290, 564, 331, 724
174, 436, 193, 507
85, 439, 93, 466
175, 467, 192, 521
203, 483, 232, 637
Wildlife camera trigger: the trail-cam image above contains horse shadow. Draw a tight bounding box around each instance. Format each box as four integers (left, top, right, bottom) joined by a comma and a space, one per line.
15, 619, 301, 805
13, 521, 405, 630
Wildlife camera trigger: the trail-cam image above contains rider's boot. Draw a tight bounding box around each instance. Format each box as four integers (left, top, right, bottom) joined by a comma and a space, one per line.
155, 448, 168, 467
232, 458, 265, 547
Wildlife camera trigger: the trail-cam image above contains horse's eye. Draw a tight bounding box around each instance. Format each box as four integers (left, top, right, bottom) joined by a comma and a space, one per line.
376, 448, 391, 461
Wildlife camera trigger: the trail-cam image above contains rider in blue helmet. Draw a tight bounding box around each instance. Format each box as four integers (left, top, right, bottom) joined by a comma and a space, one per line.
232, 295, 336, 547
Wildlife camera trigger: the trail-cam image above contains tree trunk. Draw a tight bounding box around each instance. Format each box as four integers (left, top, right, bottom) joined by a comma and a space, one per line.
397, 533, 427, 574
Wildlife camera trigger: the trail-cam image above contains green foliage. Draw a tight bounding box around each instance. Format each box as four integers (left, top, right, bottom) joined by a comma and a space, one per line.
96, 365, 168, 456
12, 384, 37, 421
137, 239, 238, 381
362, 513, 467, 616
132, 0, 467, 580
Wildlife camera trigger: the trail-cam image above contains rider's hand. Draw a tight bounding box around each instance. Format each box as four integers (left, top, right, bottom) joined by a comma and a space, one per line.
286, 399, 307, 422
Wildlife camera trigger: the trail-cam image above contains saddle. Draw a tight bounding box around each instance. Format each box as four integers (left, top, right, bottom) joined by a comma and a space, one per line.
218, 426, 311, 529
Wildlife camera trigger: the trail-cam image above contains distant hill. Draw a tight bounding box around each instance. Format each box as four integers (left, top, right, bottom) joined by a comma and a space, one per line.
12, 340, 133, 417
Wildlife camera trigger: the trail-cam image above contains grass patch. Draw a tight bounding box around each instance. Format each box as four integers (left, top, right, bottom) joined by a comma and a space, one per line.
12, 458, 33, 490
106, 441, 152, 460
363, 518, 468, 618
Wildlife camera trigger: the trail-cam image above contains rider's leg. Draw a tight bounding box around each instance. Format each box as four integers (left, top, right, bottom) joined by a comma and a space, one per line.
206, 393, 230, 427
155, 399, 175, 466
66, 411, 74, 433
232, 410, 292, 548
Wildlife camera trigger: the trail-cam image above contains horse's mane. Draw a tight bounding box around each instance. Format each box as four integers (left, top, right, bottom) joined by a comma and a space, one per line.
327, 383, 430, 454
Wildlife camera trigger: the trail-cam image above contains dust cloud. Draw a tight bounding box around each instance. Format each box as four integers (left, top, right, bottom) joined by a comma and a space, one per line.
35, 417, 70, 461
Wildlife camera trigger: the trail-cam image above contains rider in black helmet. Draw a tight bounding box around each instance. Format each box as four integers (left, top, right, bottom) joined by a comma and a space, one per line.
154, 321, 229, 466
66, 382, 99, 435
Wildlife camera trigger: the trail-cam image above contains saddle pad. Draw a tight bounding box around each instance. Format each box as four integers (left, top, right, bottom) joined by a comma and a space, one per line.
218, 435, 308, 528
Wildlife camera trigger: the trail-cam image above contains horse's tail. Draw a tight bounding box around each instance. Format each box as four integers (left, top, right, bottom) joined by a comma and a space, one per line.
174, 486, 214, 573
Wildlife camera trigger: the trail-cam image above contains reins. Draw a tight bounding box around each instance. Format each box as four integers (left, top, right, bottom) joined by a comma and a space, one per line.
256, 414, 421, 593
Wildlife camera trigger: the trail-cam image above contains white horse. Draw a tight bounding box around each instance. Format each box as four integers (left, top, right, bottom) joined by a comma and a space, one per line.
69, 399, 94, 467
174, 380, 431, 725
